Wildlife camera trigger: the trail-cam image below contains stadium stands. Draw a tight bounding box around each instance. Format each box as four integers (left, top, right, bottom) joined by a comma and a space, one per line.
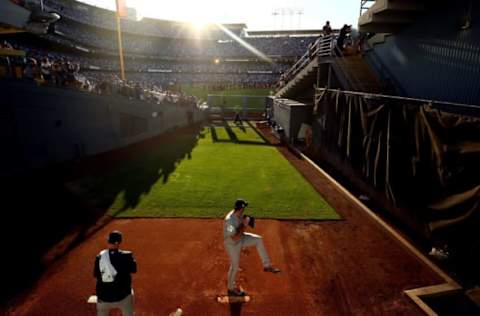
51, 18, 315, 59
44, 0, 251, 40
1, 0, 324, 93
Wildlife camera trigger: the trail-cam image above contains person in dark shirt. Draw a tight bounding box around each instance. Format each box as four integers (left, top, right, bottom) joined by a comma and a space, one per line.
336, 24, 351, 56
94, 230, 137, 316
322, 21, 332, 36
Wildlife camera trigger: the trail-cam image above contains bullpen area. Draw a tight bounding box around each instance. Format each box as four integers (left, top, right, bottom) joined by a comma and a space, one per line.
5, 123, 446, 315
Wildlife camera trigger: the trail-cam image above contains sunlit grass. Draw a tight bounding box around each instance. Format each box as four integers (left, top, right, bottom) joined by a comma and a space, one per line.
72, 124, 339, 220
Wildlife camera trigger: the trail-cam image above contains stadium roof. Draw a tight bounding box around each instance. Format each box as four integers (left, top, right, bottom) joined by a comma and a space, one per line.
221, 23, 248, 30
246, 29, 325, 37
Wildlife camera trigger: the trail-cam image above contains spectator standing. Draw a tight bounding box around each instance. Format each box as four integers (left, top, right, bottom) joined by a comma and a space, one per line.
0, 40, 14, 49
40, 57, 52, 83
322, 21, 332, 36
336, 24, 351, 55
51, 59, 63, 86
23, 58, 39, 82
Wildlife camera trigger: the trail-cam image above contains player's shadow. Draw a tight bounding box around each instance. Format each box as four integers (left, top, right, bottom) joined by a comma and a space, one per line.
210, 125, 219, 142
76, 124, 204, 216
0, 124, 206, 304
246, 120, 272, 144
224, 123, 240, 142
229, 303, 244, 316
209, 122, 269, 146
232, 121, 247, 133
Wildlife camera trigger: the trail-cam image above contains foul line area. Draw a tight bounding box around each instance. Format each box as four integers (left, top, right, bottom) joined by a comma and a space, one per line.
284, 138, 462, 316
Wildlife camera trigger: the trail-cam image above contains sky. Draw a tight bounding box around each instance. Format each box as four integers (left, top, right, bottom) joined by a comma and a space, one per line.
78, 0, 361, 31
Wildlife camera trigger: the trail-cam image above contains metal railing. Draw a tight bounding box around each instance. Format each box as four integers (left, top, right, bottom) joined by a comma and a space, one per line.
315, 87, 480, 116
276, 34, 380, 93
276, 35, 335, 89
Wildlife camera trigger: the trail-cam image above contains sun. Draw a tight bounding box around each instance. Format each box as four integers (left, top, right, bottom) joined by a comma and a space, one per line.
188, 9, 215, 31
132, 0, 225, 31
191, 18, 209, 31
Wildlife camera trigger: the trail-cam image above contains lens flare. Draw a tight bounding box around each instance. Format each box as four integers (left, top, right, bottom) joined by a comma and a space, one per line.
215, 23, 273, 64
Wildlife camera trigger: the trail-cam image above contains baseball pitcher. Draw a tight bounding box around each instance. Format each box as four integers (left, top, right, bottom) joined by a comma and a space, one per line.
223, 199, 280, 296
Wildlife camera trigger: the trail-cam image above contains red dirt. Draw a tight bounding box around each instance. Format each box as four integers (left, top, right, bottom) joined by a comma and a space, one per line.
4, 124, 446, 315
5, 216, 442, 316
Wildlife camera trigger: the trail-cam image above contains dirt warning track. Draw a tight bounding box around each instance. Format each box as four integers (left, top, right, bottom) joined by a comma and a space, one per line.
7, 214, 442, 315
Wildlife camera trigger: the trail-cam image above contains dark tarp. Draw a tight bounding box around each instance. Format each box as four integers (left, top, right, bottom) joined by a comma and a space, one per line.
311, 88, 480, 237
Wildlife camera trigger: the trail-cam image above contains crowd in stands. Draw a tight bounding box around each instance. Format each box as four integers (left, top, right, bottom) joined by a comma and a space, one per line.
1, 38, 275, 107
52, 19, 316, 59
14, 42, 289, 74
121, 72, 277, 88
2, 37, 284, 88
1, 39, 199, 106
6, 0, 318, 94
3, 0, 324, 99
10, 42, 286, 78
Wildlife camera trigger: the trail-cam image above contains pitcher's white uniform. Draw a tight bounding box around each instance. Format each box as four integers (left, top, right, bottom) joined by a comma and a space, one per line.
223, 210, 270, 290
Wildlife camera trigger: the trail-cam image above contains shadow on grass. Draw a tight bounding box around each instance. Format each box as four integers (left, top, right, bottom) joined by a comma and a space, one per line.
246, 120, 273, 145
0, 124, 205, 307
224, 122, 240, 142
209, 122, 270, 146
229, 121, 246, 133
80, 125, 205, 216
211, 125, 219, 142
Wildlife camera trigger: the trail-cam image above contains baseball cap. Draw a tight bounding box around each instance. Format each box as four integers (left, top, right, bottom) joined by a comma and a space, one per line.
108, 230, 123, 244
234, 199, 248, 210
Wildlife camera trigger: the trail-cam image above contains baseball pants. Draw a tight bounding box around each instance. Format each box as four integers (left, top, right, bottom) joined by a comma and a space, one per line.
225, 232, 271, 290
96, 293, 134, 316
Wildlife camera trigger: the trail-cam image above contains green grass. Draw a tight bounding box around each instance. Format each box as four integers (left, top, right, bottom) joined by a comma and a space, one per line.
71, 124, 339, 220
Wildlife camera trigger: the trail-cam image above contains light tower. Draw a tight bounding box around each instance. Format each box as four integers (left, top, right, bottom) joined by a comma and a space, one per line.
272, 6, 304, 30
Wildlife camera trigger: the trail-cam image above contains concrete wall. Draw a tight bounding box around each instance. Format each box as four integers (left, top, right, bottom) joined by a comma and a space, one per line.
365, 2, 480, 105
0, 80, 204, 174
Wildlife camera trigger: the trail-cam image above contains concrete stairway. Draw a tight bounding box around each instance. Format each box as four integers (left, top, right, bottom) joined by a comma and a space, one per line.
274, 34, 388, 101
335, 55, 381, 93
275, 58, 319, 99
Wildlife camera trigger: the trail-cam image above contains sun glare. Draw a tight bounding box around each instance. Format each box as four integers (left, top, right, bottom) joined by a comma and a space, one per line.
191, 19, 209, 31
134, 0, 225, 29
